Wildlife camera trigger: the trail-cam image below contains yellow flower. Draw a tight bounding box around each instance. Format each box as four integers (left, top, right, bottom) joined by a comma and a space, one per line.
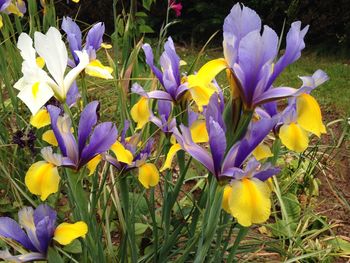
110, 140, 133, 165
252, 143, 273, 161
87, 154, 102, 176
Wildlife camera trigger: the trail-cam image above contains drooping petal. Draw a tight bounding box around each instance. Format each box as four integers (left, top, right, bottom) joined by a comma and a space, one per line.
138, 163, 160, 189
30, 108, 51, 128
54, 222, 88, 245
296, 93, 326, 137
252, 143, 273, 160
25, 161, 60, 201
85, 59, 113, 79
253, 87, 298, 106
279, 122, 309, 152
222, 185, 233, 214
228, 178, 271, 227
160, 143, 182, 172
17, 82, 54, 115
0, 217, 37, 252
0, 250, 45, 262
87, 154, 102, 176
110, 140, 133, 165
42, 130, 58, 146
131, 97, 151, 130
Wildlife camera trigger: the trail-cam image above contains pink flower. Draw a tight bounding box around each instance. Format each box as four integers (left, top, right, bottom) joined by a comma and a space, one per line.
169, 0, 182, 17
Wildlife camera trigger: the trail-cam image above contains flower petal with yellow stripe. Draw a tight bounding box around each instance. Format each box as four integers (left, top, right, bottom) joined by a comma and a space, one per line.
54, 221, 88, 245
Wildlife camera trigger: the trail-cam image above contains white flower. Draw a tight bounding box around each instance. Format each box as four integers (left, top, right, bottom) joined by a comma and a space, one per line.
14, 27, 89, 115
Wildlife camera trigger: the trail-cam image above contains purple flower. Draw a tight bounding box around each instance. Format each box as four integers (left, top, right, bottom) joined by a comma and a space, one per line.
0, 205, 56, 262
142, 37, 188, 102
150, 100, 176, 134
0, 0, 11, 11
62, 17, 105, 66
47, 101, 118, 170
0, 205, 88, 262
223, 3, 309, 109
173, 94, 279, 181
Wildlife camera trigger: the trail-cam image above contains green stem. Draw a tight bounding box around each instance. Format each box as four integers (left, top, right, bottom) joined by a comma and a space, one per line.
119, 175, 138, 263
226, 226, 249, 263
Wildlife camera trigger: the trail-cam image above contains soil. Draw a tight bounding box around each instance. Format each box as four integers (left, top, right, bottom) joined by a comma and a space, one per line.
315, 106, 350, 238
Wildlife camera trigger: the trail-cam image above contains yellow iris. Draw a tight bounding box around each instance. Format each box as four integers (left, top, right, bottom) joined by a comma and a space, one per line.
42, 130, 58, 146
252, 143, 273, 161
85, 59, 113, 79
54, 221, 88, 245
110, 140, 133, 165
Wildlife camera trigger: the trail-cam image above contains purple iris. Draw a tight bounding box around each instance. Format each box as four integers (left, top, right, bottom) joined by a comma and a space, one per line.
173, 93, 279, 181
0, 0, 10, 11
47, 101, 118, 170
150, 100, 176, 134
142, 37, 188, 102
223, 3, 309, 109
0, 205, 56, 262
62, 16, 105, 67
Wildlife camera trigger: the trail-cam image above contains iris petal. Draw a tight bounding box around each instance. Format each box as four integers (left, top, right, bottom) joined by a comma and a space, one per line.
138, 163, 159, 189
53, 221, 88, 245
25, 161, 60, 201
279, 123, 309, 152
160, 143, 181, 172
222, 185, 233, 214
30, 108, 50, 128
42, 130, 58, 146
131, 97, 150, 130
87, 154, 102, 176
110, 141, 133, 165
297, 93, 326, 137
190, 120, 209, 143
252, 143, 273, 160
228, 178, 271, 227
